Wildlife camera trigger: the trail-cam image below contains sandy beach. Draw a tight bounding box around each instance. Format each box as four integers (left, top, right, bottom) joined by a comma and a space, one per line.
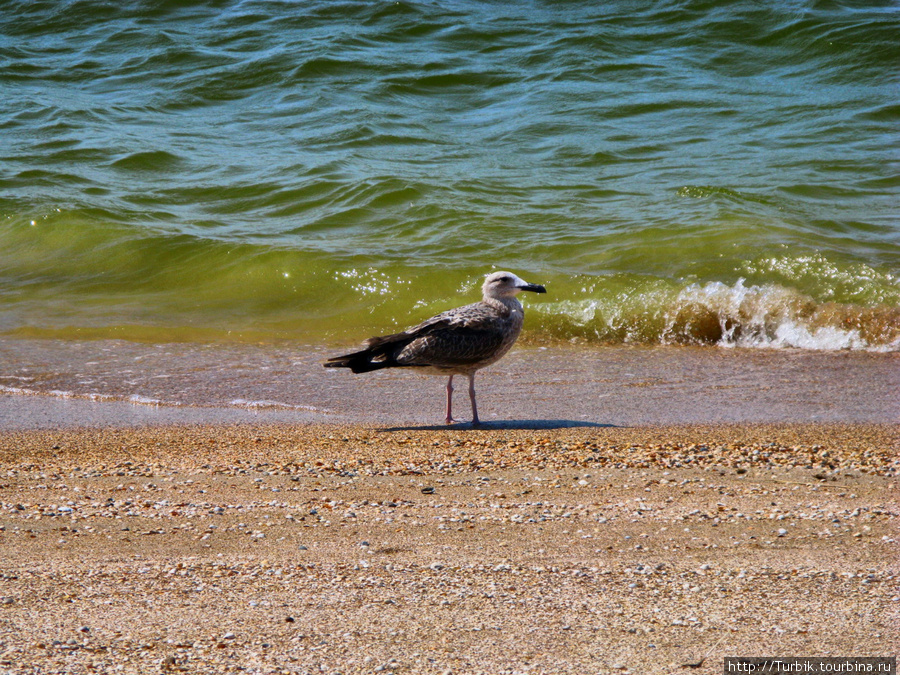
0, 421, 897, 674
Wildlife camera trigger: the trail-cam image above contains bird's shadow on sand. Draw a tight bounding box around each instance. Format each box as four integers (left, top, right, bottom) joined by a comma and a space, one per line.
378, 420, 616, 432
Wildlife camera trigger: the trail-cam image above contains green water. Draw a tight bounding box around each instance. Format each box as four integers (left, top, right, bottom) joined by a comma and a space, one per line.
1, 1, 898, 349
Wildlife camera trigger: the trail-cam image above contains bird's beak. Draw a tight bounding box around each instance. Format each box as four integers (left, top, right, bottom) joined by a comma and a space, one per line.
518, 283, 546, 294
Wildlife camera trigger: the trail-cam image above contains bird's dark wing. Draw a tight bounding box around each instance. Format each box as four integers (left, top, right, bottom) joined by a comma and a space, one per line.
395, 302, 511, 367
324, 301, 511, 372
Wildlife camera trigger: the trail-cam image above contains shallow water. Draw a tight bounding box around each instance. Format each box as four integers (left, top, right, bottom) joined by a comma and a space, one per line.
1, 1, 898, 349
1, 338, 897, 429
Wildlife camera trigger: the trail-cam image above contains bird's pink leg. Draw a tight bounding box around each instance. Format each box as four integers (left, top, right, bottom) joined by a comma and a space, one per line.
467, 373, 480, 425
444, 375, 455, 425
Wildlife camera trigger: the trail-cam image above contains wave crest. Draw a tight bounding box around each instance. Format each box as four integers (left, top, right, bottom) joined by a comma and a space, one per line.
535, 279, 900, 352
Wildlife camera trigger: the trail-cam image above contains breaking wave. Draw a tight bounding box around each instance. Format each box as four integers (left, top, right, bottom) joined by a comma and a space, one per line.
534, 279, 900, 352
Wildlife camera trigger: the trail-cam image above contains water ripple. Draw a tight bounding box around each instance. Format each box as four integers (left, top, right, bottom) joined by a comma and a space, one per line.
0, 0, 897, 348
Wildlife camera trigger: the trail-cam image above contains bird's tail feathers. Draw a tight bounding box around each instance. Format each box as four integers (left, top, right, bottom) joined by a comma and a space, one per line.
323, 351, 390, 373
323, 332, 414, 373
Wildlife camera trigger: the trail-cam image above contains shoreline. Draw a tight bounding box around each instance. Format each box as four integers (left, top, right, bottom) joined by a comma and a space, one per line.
1, 422, 898, 673
1, 340, 898, 430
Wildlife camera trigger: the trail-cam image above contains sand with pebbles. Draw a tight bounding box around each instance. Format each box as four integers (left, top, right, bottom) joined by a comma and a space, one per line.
0, 422, 897, 674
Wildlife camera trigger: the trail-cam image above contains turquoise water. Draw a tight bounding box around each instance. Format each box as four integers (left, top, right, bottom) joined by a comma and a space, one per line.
2, 1, 898, 349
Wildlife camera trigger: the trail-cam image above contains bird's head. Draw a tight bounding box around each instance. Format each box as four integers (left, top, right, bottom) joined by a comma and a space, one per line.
482, 271, 547, 299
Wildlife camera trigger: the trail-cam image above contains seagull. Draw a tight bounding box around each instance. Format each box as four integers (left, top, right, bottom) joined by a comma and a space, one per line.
324, 271, 547, 425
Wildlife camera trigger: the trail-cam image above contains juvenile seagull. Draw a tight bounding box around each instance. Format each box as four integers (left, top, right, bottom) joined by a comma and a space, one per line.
324, 271, 546, 425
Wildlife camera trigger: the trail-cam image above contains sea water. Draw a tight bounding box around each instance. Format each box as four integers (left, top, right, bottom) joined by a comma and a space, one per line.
1, 1, 898, 351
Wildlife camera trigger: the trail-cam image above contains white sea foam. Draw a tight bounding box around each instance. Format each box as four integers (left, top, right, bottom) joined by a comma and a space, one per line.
127, 395, 163, 406
0, 384, 38, 396
87, 393, 116, 402
671, 280, 899, 351
230, 399, 322, 412
48, 390, 74, 399
539, 278, 899, 352
0, 385, 158, 404
2, 382, 324, 411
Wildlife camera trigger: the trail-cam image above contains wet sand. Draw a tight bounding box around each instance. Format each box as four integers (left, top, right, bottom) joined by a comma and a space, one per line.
0, 422, 897, 674
1, 341, 898, 429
